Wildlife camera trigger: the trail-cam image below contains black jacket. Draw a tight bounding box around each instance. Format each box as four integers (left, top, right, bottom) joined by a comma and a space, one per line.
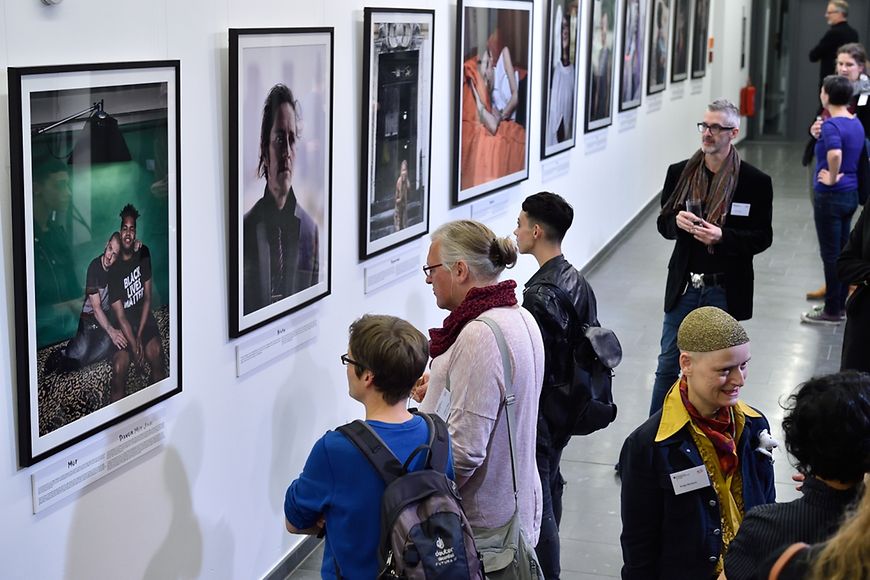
657, 159, 773, 320
809, 21, 859, 82
619, 401, 776, 580
837, 204, 870, 371
522, 255, 597, 443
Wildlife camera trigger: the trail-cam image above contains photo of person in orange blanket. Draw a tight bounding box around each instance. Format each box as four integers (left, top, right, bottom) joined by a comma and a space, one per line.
454, 0, 532, 204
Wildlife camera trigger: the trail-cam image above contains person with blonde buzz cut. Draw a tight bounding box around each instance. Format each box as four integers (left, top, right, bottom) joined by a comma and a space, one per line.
619, 306, 776, 580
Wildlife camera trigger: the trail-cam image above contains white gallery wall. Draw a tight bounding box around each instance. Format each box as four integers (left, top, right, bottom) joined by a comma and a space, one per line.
0, 0, 751, 577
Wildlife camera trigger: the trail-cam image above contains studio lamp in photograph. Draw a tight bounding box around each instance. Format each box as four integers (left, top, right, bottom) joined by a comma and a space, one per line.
35, 98, 132, 164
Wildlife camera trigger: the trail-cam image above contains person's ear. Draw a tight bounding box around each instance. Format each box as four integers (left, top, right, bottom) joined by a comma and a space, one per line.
679, 352, 693, 376
453, 260, 470, 283
532, 223, 542, 240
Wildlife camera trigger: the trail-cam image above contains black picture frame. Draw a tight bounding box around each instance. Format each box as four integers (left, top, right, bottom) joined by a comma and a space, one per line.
690, 0, 709, 79
647, 0, 670, 95
229, 28, 334, 337
541, 0, 581, 159
8, 60, 182, 466
670, 0, 689, 83
619, 0, 646, 111
359, 8, 435, 260
585, 0, 618, 132
453, 0, 534, 205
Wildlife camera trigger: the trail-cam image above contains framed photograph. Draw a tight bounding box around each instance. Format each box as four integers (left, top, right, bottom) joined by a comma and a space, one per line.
585, 0, 618, 132
619, 0, 646, 111
690, 0, 709, 79
670, 0, 689, 83
647, 0, 670, 95
229, 28, 333, 337
8, 61, 181, 466
359, 9, 434, 260
454, 0, 533, 205
541, 0, 581, 159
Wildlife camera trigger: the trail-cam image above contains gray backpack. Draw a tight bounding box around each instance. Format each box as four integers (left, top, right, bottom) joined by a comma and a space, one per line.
337, 411, 484, 579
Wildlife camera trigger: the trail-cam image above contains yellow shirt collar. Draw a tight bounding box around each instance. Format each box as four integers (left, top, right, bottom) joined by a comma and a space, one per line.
654, 379, 761, 443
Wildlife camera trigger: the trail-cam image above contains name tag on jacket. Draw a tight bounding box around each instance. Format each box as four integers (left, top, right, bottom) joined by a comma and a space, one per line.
670, 465, 712, 495
730, 202, 751, 217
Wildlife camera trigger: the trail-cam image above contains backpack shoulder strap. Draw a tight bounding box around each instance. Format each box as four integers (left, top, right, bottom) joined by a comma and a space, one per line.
414, 410, 450, 474
337, 420, 405, 485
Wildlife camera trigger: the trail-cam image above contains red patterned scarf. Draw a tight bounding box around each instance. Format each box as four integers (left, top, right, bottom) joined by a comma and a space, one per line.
429, 280, 517, 358
679, 378, 738, 476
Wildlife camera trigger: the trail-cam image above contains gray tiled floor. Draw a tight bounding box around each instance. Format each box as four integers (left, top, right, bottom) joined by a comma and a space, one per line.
286, 141, 847, 578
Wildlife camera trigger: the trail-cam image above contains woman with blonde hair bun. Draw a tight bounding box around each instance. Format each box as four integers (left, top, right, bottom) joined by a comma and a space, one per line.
416, 219, 545, 559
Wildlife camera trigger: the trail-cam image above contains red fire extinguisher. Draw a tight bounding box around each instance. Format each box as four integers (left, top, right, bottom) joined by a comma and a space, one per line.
740, 80, 756, 117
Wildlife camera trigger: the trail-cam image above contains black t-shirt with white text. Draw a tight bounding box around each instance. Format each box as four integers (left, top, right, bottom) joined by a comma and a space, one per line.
108, 245, 152, 320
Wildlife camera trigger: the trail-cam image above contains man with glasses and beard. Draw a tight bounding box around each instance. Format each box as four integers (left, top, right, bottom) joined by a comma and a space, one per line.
108, 204, 166, 402
648, 99, 773, 416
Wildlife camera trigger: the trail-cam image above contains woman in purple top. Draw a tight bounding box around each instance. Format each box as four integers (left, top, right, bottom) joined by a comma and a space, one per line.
803, 74, 865, 324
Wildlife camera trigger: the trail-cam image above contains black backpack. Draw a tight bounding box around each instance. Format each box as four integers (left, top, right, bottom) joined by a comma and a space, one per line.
534, 283, 622, 437
337, 411, 484, 580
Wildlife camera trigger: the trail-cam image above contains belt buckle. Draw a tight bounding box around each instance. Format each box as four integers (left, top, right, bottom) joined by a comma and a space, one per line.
690, 273, 704, 289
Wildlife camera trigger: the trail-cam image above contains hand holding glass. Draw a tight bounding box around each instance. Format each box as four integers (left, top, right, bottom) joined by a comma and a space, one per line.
685, 200, 704, 225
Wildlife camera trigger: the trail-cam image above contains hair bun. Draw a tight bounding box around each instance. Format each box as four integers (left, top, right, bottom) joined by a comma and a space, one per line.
490, 236, 517, 269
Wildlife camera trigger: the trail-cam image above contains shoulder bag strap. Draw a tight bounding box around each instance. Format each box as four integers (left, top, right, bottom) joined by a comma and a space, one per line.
476, 316, 520, 506
768, 543, 810, 580
336, 420, 405, 484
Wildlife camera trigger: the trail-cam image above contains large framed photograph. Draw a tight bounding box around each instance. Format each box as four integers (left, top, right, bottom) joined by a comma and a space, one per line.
8, 61, 181, 466
690, 0, 709, 79
670, 0, 689, 83
541, 0, 581, 159
359, 9, 434, 260
619, 0, 646, 111
585, 0, 618, 132
229, 28, 333, 337
454, 0, 533, 205
647, 0, 670, 95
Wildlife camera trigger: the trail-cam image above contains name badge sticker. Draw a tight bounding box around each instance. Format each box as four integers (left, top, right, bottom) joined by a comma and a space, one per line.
730, 202, 751, 217
670, 465, 711, 495
433, 387, 451, 421
859, 93, 869, 107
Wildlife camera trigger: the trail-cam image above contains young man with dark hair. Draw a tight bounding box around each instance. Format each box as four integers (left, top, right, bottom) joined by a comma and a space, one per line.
108, 204, 167, 402
514, 191, 599, 580
284, 314, 454, 579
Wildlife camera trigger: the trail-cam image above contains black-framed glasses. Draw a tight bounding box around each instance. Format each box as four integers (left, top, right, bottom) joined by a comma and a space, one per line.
340, 353, 366, 369
697, 122, 735, 135
422, 263, 443, 277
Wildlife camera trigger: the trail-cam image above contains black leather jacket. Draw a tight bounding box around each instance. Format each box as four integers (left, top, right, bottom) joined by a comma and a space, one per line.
522, 255, 598, 395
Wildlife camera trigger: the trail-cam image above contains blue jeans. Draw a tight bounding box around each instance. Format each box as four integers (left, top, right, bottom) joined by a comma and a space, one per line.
535, 420, 565, 580
649, 285, 728, 415
814, 189, 858, 315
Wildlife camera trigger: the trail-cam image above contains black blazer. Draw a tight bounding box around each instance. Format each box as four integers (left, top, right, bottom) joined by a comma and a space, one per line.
837, 204, 870, 371
809, 21, 859, 82
657, 159, 773, 320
